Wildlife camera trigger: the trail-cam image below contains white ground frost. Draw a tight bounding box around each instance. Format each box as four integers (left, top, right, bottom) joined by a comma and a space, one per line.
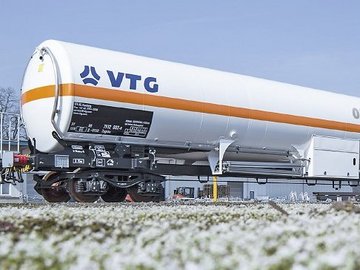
0, 202, 359, 270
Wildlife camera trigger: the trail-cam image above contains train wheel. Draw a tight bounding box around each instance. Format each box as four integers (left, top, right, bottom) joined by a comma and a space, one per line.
42, 185, 71, 203
101, 185, 127, 202
127, 185, 159, 202
42, 172, 70, 203
68, 178, 99, 203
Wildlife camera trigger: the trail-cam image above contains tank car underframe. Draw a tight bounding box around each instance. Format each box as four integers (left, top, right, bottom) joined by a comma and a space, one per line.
2, 138, 360, 202
25, 139, 359, 202
32, 169, 165, 202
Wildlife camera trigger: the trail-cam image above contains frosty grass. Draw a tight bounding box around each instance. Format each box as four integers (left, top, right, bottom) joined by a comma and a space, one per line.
0, 202, 360, 270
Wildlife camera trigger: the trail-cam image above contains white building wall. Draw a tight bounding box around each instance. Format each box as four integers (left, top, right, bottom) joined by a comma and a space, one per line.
0, 182, 23, 202
0, 173, 43, 203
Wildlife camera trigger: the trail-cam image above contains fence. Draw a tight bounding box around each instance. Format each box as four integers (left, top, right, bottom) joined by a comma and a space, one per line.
0, 112, 23, 157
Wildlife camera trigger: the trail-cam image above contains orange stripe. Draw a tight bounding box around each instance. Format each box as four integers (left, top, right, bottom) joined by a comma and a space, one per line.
21, 84, 74, 104
21, 83, 360, 133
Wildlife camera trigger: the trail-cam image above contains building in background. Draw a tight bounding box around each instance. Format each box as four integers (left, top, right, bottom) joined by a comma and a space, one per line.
163, 176, 355, 201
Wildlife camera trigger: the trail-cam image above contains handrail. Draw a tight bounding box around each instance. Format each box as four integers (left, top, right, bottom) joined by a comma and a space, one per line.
39, 47, 64, 139
0, 112, 24, 156
0, 113, 3, 156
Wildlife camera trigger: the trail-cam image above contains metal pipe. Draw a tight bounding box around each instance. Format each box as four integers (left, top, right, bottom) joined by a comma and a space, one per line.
17, 114, 20, 152
213, 176, 218, 202
40, 47, 64, 139
225, 161, 303, 169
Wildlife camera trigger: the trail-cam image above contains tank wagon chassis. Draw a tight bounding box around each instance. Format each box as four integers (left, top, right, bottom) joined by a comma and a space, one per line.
1, 135, 360, 202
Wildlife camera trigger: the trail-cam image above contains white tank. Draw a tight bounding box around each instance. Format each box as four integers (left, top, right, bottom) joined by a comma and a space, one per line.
21, 40, 360, 156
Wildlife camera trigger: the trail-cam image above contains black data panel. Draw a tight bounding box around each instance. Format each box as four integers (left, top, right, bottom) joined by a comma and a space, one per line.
68, 102, 153, 138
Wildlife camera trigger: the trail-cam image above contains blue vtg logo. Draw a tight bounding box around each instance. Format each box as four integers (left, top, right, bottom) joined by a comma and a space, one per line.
107, 70, 158, 93
80, 65, 101, 86
80, 65, 159, 93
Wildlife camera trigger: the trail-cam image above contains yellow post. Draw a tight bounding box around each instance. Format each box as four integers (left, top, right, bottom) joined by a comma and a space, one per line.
213, 176, 218, 202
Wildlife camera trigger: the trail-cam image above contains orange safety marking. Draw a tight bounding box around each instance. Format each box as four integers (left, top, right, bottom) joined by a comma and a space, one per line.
21, 83, 360, 133
21, 84, 74, 104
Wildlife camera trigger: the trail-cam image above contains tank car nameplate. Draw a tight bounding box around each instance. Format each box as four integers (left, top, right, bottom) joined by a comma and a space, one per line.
68, 102, 153, 138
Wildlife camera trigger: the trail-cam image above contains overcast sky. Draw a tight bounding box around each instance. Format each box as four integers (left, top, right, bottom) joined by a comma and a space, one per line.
1, 0, 360, 96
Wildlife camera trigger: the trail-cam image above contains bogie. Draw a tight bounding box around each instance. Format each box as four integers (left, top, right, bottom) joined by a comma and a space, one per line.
68, 178, 100, 203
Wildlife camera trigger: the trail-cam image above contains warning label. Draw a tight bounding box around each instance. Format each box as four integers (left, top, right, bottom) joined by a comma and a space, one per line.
68, 102, 153, 138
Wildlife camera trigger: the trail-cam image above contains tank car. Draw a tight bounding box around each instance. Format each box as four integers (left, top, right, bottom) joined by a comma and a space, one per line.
3, 40, 360, 202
